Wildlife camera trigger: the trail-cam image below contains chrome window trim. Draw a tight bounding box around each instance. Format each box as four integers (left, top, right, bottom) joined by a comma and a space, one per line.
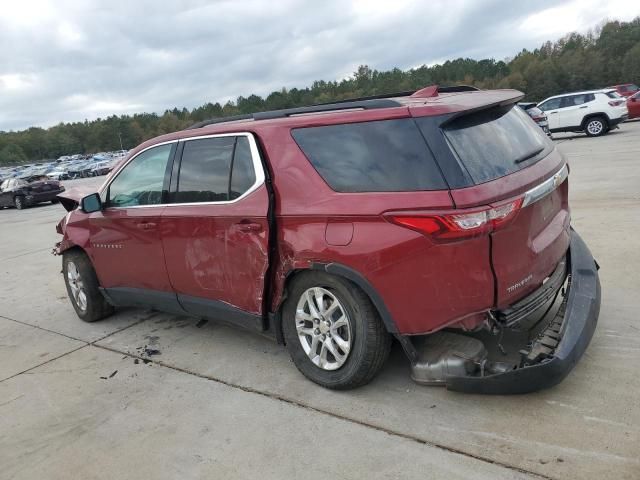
522, 164, 568, 208
100, 132, 265, 209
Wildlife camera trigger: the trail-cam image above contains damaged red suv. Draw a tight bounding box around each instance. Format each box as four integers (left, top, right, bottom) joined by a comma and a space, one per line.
54, 85, 600, 394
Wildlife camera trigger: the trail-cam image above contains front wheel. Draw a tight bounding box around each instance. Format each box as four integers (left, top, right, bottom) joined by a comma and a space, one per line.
585, 117, 608, 137
283, 272, 391, 390
14, 196, 25, 210
62, 250, 114, 322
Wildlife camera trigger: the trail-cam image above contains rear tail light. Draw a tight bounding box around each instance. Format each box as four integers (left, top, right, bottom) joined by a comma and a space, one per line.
532, 115, 547, 121
386, 198, 523, 241
609, 100, 625, 106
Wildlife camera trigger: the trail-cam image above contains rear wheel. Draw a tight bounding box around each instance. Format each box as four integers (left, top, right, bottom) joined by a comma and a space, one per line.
62, 250, 114, 322
14, 196, 25, 210
283, 271, 391, 389
585, 116, 608, 137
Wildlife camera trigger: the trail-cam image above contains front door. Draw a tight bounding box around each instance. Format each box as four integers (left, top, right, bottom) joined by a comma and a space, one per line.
88, 142, 178, 308
538, 97, 562, 130
160, 133, 270, 328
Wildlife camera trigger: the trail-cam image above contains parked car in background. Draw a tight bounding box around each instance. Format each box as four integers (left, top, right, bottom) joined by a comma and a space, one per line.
54, 85, 600, 394
606, 83, 639, 97
627, 91, 640, 119
90, 160, 115, 176
0, 176, 65, 209
518, 103, 550, 135
537, 89, 628, 137
67, 161, 94, 179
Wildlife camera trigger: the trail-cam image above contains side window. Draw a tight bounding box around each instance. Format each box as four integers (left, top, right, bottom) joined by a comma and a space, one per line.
175, 137, 234, 203
585, 93, 595, 103
539, 98, 561, 111
108, 143, 173, 208
292, 119, 447, 192
230, 137, 256, 200
173, 135, 259, 204
0, 179, 8, 191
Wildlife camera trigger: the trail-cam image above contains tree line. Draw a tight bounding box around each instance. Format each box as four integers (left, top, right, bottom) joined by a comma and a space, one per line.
1, 17, 639, 165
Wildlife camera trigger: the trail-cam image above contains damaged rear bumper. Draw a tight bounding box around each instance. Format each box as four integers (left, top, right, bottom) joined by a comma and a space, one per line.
411, 230, 600, 394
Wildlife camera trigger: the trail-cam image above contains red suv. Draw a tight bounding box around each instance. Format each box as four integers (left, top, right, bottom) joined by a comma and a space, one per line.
606, 83, 640, 97
54, 86, 601, 394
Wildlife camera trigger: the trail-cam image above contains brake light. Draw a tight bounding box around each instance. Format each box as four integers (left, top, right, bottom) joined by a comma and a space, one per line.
609, 100, 624, 106
387, 198, 523, 240
532, 115, 546, 121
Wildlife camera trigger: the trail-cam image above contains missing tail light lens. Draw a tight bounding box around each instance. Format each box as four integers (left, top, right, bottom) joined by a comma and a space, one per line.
387, 198, 523, 241
608, 100, 624, 106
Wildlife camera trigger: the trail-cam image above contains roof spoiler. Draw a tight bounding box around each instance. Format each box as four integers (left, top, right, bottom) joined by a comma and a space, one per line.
185, 84, 482, 129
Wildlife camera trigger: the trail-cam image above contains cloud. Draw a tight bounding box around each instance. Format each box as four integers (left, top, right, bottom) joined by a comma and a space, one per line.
0, 0, 638, 131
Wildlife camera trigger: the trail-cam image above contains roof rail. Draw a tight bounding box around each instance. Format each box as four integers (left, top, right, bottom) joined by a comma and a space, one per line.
185, 85, 480, 129
253, 99, 401, 120
185, 114, 253, 130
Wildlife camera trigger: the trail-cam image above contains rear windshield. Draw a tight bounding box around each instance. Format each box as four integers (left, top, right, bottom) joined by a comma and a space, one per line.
442, 106, 551, 184
605, 91, 623, 99
291, 118, 447, 192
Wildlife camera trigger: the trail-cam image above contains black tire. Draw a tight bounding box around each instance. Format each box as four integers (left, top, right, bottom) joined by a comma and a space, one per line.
584, 116, 608, 137
14, 196, 25, 210
282, 271, 391, 390
62, 250, 114, 322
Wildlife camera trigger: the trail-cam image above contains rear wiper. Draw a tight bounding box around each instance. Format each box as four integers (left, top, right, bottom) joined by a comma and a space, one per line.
514, 147, 545, 164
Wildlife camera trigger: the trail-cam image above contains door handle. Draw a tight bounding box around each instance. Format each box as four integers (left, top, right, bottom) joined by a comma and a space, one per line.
136, 222, 157, 230
236, 221, 263, 233
579, 105, 588, 109
549, 111, 558, 114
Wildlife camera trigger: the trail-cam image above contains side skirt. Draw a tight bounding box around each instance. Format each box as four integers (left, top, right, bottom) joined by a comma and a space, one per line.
101, 287, 272, 337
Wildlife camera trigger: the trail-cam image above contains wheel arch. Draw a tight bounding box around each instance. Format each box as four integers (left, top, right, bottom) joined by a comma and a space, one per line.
271, 262, 399, 345
581, 112, 610, 129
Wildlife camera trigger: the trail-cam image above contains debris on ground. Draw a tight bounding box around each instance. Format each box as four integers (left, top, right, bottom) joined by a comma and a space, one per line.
99, 370, 118, 380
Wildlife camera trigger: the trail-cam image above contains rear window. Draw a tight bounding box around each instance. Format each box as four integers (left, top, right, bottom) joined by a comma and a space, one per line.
442, 106, 552, 185
605, 91, 623, 99
291, 119, 446, 192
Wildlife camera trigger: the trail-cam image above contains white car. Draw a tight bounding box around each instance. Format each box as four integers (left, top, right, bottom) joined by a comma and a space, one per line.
537, 89, 628, 137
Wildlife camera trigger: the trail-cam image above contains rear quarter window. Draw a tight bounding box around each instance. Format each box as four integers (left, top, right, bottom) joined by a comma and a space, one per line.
291, 119, 447, 192
442, 106, 552, 185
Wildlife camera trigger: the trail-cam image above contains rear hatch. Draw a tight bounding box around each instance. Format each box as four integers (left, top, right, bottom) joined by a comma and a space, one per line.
414, 97, 570, 308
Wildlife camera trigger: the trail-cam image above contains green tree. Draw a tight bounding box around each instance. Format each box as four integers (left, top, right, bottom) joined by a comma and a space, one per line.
0, 144, 27, 165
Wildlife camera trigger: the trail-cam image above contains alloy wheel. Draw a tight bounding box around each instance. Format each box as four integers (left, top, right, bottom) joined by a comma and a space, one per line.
587, 120, 604, 135
67, 261, 88, 312
295, 287, 352, 370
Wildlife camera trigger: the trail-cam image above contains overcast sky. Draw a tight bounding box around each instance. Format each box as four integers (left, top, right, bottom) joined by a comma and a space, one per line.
1, 0, 639, 131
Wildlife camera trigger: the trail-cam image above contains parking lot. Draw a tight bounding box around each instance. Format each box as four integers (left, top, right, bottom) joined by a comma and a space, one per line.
1, 121, 639, 480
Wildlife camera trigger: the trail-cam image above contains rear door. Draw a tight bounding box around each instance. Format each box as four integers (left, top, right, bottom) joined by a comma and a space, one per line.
439, 105, 570, 308
557, 93, 594, 128
160, 133, 269, 328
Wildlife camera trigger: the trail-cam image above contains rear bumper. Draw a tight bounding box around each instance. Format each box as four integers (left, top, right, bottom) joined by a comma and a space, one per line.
438, 230, 600, 394
610, 115, 628, 128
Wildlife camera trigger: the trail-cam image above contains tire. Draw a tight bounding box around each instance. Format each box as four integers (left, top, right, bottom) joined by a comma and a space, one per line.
585, 116, 608, 137
62, 250, 114, 322
282, 271, 391, 390
14, 196, 25, 210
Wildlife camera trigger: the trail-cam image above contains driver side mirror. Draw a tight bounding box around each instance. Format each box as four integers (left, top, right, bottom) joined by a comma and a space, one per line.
81, 193, 102, 213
